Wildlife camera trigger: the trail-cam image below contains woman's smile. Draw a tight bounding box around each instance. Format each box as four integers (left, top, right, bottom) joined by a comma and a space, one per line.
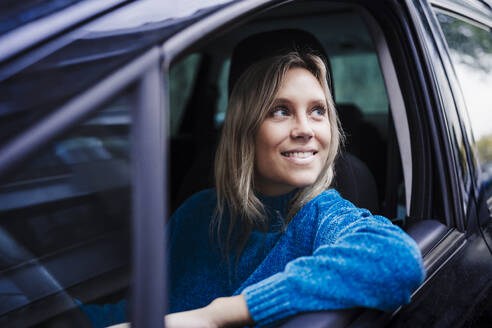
281, 149, 318, 163
254, 67, 332, 196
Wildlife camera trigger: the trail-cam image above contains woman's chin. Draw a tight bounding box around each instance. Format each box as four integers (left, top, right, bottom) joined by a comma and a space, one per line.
287, 175, 320, 188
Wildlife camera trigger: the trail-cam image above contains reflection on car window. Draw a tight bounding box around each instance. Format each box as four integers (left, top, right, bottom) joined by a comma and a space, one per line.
0, 93, 133, 327
436, 12, 492, 180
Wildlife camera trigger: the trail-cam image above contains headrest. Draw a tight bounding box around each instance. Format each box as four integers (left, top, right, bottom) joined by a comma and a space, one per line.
228, 29, 332, 96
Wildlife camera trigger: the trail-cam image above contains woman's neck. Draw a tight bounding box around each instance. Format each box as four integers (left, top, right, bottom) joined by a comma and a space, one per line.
257, 188, 298, 220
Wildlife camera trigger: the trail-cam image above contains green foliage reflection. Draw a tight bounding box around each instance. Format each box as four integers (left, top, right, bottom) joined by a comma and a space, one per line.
437, 13, 492, 73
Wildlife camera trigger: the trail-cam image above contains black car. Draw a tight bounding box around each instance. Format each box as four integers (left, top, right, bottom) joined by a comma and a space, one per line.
0, 0, 491, 327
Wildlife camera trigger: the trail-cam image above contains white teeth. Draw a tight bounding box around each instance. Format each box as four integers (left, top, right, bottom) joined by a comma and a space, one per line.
283, 152, 314, 158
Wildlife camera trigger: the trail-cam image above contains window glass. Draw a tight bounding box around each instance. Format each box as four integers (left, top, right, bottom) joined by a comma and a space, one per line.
0, 93, 133, 327
331, 53, 389, 115
436, 12, 492, 180
214, 58, 231, 126
169, 53, 202, 136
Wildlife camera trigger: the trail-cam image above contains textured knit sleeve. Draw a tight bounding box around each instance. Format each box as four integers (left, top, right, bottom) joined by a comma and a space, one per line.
77, 299, 127, 328
242, 191, 425, 327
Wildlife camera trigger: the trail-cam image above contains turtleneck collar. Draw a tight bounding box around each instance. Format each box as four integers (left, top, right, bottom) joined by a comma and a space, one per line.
256, 188, 298, 224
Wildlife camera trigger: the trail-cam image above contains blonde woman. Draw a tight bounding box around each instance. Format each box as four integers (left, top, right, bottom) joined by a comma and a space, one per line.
163, 41, 426, 326
82, 33, 425, 328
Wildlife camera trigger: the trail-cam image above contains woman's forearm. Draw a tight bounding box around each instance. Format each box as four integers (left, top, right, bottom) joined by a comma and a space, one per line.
207, 295, 255, 327
164, 295, 254, 328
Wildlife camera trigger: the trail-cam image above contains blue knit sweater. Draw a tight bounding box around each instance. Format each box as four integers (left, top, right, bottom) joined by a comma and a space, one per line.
81, 188, 425, 327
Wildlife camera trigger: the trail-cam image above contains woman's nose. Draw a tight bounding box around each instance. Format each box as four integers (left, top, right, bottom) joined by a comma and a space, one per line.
291, 114, 314, 140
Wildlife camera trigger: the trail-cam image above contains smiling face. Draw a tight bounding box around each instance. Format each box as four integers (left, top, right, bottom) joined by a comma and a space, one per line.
254, 67, 332, 196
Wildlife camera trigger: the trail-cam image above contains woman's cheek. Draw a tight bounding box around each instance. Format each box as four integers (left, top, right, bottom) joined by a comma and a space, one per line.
317, 122, 332, 147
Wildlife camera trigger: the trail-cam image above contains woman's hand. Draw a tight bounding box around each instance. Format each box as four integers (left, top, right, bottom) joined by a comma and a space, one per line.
165, 295, 254, 328
164, 307, 217, 328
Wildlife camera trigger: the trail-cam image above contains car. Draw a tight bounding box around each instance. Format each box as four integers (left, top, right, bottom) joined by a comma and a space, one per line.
0, 0, 491, 327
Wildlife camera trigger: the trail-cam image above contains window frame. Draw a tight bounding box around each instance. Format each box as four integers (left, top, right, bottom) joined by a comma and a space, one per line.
359, 7, 414, 217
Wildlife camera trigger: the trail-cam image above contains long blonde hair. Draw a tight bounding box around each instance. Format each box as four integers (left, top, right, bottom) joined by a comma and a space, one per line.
213, 51, 342, 259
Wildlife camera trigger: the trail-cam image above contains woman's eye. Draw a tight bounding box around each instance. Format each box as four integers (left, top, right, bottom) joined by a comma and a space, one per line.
270, 107, 289, 117
312, 106, 327, 117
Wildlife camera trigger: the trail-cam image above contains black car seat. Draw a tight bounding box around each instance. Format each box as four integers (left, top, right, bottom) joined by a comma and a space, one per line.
176, 29, 380, 214
336, 103, 386, 200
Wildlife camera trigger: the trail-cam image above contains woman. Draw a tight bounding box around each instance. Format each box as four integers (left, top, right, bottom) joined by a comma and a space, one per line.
162, 50, 425, 327
84, 45, 425, 328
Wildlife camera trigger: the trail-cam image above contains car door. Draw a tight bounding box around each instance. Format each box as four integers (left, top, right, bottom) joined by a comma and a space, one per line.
0, 3, 167, 327
382, 1, 492, 327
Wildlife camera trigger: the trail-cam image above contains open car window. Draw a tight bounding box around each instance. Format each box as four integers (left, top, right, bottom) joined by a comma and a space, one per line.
168, 4, 410, 224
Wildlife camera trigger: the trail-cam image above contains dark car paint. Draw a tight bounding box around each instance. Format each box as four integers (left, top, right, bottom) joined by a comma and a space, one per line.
0, 0, 112, 36
391, 232, 492, 327
0, 0, 491, 327
0, 0, 135, 76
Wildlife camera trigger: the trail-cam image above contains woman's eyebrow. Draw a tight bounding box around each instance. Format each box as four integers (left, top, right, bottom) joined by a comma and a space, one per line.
272, 98, 292, 105
274, 97, 326, 103
272, 98, 327, 107
309, 99, 328, 106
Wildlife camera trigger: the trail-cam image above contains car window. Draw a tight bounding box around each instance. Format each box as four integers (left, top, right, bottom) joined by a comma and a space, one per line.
328, 46, 400, 220
0, 92, 133, 327
169, 6, 409, 223
215, 58, 231, 127
435, 11, 492, 181
331, 52, 389, 117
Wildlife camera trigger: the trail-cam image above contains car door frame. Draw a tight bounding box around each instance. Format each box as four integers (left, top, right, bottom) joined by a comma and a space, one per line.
381, 0, 492, 326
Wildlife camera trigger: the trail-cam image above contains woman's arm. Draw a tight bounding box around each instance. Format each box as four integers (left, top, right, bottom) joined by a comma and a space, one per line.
240, 194, 425, 326
81, 295, 252, 328
164, 193, 424, 328
165, 295, 254, 328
